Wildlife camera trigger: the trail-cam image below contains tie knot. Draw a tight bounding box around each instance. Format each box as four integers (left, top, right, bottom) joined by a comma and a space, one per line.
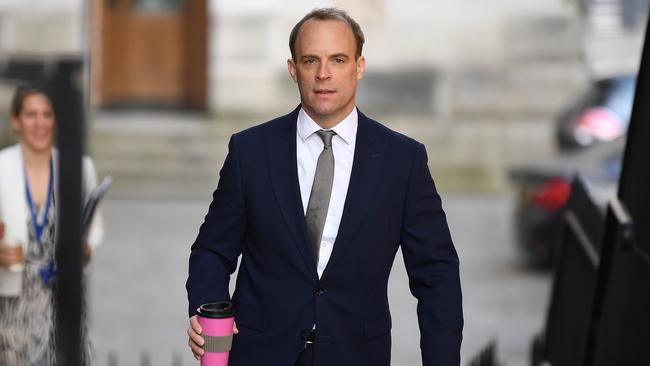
315, 130, 336, 147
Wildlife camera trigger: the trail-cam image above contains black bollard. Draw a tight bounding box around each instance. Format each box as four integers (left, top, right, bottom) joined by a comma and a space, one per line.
50, 57, 85, 366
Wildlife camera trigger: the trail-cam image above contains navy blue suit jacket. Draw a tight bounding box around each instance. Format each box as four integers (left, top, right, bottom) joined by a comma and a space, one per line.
187, 106, 463, 365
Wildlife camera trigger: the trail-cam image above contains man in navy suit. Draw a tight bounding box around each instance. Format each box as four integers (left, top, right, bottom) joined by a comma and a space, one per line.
187, 8, 463, 366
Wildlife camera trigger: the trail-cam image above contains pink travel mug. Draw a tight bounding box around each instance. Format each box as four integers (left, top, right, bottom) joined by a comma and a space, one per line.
197, 302, 235, 366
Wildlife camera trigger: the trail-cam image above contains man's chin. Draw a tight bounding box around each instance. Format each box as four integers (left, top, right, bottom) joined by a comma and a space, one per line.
304, 104, 335, 118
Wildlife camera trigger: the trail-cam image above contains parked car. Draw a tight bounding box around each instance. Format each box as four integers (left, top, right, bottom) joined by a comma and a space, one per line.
509, 139, 624, 267
556, 75, 635, 151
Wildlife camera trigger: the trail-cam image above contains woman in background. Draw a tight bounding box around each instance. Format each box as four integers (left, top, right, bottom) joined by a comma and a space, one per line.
0, 85, 103, 365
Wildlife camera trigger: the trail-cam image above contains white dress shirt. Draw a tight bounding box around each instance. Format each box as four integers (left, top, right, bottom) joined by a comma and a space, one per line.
296, 107, 358, 278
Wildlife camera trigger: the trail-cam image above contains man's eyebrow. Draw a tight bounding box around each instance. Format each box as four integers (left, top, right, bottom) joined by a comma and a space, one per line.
299, 53, 351, 60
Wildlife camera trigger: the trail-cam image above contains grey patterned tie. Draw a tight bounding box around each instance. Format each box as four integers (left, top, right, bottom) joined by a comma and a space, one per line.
305, 130, 336, 265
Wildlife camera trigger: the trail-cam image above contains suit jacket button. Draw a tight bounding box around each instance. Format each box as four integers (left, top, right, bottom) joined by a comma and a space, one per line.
314, 288, 325, 296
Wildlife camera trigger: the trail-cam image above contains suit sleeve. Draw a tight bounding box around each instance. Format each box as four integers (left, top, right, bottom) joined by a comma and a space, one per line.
400, 143, 463, 366
186, 134, 246, 316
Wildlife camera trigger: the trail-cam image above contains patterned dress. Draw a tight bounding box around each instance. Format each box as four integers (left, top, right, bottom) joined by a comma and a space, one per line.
0, 201, 92, 365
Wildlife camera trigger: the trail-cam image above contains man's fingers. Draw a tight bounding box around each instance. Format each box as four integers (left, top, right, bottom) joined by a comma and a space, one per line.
187, 326, 205, 346
188, 315, 205, 359
188, 337, 204, 358
190, 315, 202, 333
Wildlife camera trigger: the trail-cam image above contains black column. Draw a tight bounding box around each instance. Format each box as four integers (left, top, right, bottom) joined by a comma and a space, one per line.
50, 57, 85, 366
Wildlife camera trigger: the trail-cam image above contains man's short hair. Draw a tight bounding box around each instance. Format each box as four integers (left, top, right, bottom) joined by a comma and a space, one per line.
289, 7, 365, 60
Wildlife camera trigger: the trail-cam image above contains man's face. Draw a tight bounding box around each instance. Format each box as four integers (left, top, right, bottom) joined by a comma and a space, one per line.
288, 19, 365, 127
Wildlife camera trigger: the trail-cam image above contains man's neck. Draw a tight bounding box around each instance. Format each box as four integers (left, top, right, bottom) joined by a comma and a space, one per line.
303, 105, 356, 130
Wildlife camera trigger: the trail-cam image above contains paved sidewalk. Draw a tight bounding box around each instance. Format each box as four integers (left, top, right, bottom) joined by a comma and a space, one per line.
88, 194, 550, 366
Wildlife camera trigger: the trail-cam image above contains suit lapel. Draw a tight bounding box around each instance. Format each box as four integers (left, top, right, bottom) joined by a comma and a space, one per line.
267, 107, 318, 278
321, 111, 385, 282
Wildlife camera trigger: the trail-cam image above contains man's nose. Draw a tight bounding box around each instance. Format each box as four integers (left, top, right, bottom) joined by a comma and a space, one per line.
316, 63, 331, 80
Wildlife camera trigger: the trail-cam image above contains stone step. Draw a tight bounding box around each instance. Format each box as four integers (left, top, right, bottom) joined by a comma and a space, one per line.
505, 15, 583, 62
87, 112, 233, 199
91, 137, 224, 167
86, 114, 555, 198
101, 174, 219, 201
451, 63, 588, 118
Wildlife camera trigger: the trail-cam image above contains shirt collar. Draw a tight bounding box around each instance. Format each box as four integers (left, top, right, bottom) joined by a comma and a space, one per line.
297, 107, 358, 145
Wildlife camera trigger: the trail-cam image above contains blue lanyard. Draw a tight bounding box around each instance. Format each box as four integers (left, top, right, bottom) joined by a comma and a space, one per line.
24, 159, 54, 251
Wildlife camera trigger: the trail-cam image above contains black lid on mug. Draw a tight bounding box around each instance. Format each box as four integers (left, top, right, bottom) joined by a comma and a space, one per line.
197, 302, 235, 319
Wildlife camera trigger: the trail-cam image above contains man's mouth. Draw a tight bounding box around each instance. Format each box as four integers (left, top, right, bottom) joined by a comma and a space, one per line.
314, 89, 336, 95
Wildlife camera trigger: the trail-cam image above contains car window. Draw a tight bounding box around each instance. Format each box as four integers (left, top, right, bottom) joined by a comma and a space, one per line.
603, 76, 636, 123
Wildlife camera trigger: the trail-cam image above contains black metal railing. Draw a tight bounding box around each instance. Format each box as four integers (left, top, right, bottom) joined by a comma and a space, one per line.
468, 340, 503, 366
532, 176, 606, 366
531, 6, 650, 366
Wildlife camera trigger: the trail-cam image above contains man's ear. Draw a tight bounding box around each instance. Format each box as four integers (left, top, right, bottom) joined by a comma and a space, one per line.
356, 56, 366, 81
287, 58, 298, 83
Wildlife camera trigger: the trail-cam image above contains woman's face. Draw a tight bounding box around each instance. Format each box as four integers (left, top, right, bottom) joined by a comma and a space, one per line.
11, 93, 55, 153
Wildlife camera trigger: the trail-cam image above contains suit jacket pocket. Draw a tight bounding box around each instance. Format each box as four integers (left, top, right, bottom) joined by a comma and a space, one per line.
233, 301, 268, 332
364, 312, 392, 339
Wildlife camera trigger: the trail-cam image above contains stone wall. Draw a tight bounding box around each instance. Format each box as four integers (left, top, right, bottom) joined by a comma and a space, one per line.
0, 0, 84, 55
208, 0, 589, 120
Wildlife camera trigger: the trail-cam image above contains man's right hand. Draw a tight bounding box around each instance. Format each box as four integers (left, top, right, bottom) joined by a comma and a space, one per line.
188, 315, 205, 360
188, 315, 239, 360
